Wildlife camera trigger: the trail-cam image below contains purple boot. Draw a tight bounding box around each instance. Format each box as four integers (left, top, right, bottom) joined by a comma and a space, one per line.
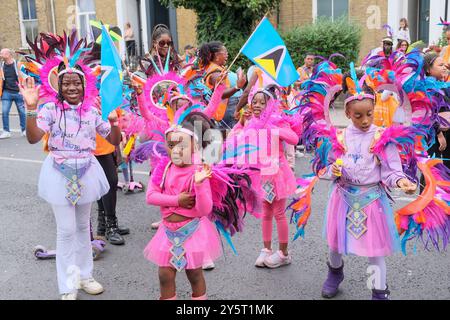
321, 261, 344, 298
372, 286, 390, 300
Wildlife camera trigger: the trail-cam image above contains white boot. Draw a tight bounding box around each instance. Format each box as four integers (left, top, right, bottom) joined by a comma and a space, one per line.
79, 278, 104, 295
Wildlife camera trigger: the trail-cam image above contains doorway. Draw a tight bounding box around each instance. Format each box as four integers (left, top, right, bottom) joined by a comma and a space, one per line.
418, 0, 430, 44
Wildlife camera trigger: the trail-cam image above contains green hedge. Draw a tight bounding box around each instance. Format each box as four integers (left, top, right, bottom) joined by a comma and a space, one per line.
226, 16, 362, 73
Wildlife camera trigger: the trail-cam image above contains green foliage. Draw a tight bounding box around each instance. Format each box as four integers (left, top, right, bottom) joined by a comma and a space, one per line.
282, 17, 362, 71
160, 2, 361, 73
223, 36, 251, 71
438, 30, 447, 48
159, 0, 279, 43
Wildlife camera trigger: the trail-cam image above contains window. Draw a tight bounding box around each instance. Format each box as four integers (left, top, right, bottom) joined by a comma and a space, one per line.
77, 0, 96, 42
18, 0, 38, 47
316, 0, 349, 20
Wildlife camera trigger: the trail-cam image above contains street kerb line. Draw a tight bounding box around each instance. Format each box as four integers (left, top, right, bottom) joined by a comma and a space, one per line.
0, 156, 149, 176
0, 156, 43, 164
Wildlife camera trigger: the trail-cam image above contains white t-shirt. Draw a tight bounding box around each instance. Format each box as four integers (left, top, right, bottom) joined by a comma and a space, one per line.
396, 28, 410, 43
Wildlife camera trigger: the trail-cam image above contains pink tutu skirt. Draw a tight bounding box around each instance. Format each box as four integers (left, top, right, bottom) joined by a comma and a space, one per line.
144, 216, 222, 270
261, 157, 297, 201
324, 183, 401, 257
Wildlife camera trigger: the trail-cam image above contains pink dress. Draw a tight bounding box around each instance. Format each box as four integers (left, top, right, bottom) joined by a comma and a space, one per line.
228, 119, 298, 201
143, 163, 222, 270
323, 124, 405, 257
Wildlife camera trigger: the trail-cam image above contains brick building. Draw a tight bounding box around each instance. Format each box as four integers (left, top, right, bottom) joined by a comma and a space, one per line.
0, 0, 195, 59
0, 0, 448, 62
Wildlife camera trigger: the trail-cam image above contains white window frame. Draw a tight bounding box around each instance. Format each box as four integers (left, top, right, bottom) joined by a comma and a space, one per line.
76, 0, 96, 42
17, 0, 38, 48
313, 0, 349, 22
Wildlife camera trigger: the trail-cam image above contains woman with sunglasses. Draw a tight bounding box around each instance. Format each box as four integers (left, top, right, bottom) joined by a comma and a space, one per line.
143, 24, 181, 76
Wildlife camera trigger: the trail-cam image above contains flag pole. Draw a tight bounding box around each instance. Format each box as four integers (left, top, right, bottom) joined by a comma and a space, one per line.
214, 13, 270, 89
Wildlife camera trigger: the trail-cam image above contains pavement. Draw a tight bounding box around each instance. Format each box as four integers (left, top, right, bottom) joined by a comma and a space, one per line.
0, 114, 449, 300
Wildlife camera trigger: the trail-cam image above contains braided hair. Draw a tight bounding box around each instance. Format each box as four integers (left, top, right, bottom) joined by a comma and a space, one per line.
198, 41, 224, 68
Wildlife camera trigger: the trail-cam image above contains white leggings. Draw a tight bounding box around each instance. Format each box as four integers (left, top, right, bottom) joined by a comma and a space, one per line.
51, 203, 93, 294
329, 250, 387, 290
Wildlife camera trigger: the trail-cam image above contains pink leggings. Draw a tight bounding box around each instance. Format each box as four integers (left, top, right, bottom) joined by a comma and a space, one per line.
262, 198, 289, 244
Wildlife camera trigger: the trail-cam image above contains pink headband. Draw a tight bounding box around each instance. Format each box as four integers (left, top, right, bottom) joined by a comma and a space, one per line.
164, 125, 198, 141
344, 93, 375, 106
58, 68, 85, 78
169, 95, 193, 106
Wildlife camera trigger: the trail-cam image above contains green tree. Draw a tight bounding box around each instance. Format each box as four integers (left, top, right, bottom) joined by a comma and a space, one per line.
283, 17, 362, 71
160, 0, 279, 43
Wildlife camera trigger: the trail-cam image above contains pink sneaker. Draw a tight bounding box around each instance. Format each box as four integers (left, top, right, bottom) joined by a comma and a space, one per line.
255, 248, 272, 267
264, 250, 292, 268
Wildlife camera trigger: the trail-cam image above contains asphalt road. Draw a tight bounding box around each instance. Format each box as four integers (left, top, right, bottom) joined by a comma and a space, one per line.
0, 115, 449, 300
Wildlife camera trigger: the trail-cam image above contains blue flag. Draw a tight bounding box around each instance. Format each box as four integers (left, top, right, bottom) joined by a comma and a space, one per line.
100, 24, 123, 120
241, 17, 299, 87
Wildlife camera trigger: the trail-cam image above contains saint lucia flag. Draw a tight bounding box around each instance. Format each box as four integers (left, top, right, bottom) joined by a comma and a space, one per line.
100, 24, 123, 120
241, 17, 299, 87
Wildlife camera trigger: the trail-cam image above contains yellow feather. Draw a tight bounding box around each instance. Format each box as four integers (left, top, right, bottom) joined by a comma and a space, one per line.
123, 135, 136, 156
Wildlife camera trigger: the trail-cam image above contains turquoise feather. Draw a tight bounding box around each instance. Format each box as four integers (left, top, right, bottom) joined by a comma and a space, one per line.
215, 221, 238, 255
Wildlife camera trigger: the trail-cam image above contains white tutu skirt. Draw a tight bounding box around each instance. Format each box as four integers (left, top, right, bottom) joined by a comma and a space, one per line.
38, 155, 110, 206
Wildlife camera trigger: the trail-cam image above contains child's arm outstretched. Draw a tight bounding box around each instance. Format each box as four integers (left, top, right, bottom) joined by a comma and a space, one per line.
202, 84, 226, 119
278, 121, 299, 146
137, 92, 167, 128
381, 144, 416, 194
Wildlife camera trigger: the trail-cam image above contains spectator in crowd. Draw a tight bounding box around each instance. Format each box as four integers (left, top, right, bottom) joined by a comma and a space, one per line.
124, 22, 136, 61
397, 18, 410, 43
0, 48, 25, 139
294, 53, 315, 89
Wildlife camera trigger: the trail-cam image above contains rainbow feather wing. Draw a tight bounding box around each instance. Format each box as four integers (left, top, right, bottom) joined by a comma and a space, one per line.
370, 125, 420, 183
288, 174, 319, 240
299, 60, 342, 151
396, 159, 450, 253
208, 165, 262, 254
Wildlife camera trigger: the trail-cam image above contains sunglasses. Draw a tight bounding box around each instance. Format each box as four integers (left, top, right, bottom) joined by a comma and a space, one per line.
158, 40, 173, 47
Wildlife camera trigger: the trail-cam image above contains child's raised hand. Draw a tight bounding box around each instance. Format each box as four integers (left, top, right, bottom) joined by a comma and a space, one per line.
194, 164, 212, 184
178, 192, 195, 209
108, 109, 118, 122
239, 107, 252, 125
19, 77, 40, 110
397, 178, 417, 195
236, 68, 247, 89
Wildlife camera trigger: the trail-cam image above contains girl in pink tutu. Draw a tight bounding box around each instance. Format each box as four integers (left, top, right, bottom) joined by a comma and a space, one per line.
144, 112, 222, 300
315, 68, 416, 300
230, 84, 299, 269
